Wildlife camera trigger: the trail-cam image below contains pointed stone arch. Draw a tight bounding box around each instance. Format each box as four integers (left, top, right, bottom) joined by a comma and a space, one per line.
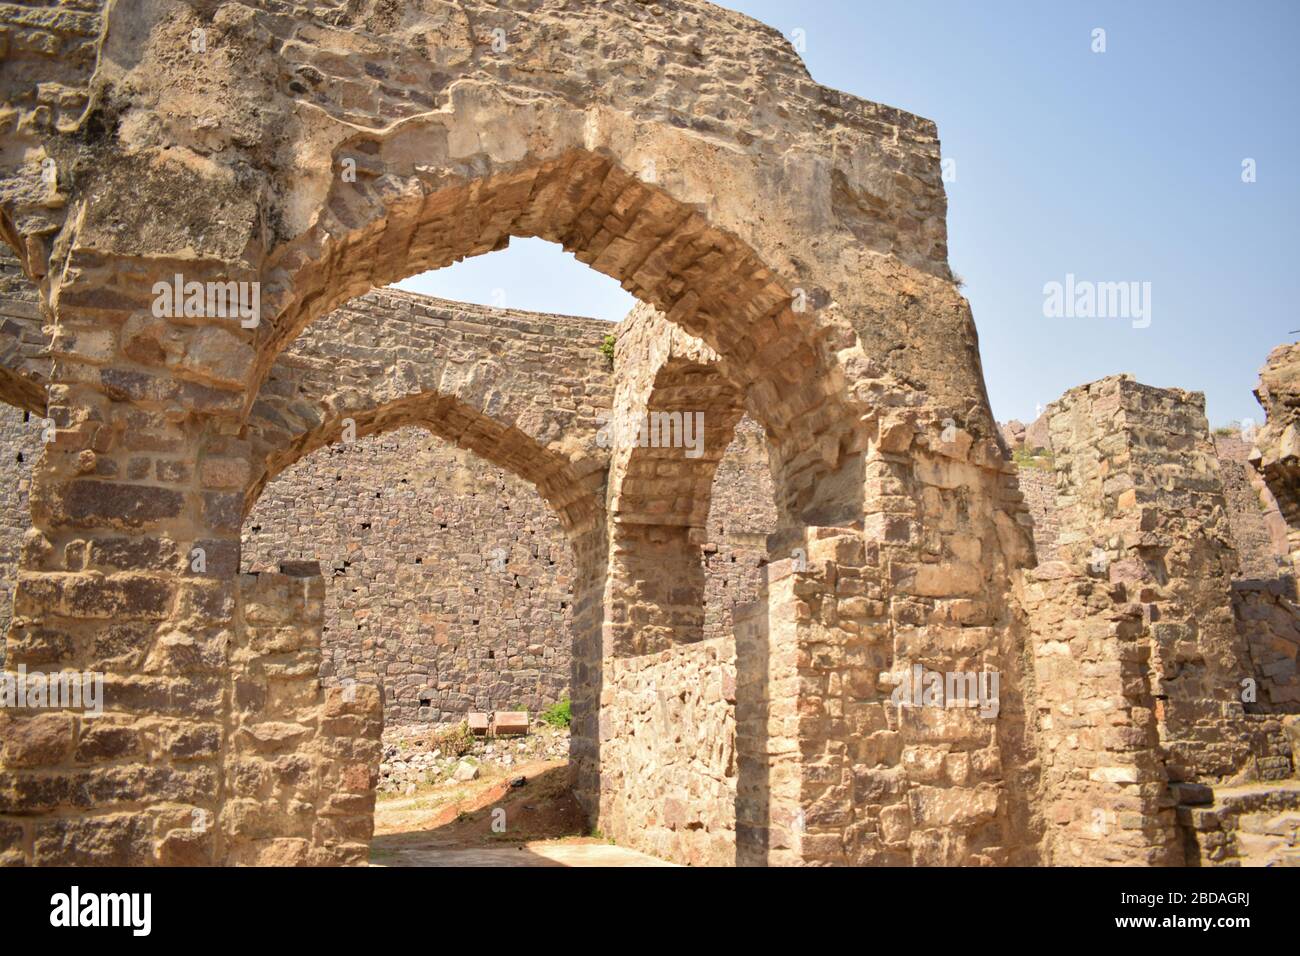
0, 0, 1043, 867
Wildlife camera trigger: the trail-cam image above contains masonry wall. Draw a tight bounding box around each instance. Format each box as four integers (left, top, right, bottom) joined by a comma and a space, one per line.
704, 417, 776, 640
1021, 378, 1297, 866
1016, 466, 1059, 562
1012, 416, 1300, 723
223, 566, 383, 866
1214, 434, 1289, 580
600, 637, 738, 865
243, 426, 576, 725
0, 277, 779, 735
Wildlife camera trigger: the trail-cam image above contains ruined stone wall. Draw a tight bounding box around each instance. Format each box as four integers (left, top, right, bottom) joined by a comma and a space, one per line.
1025, 379, 1193, 865
221, 566, 382, 866
0, 366, 780, 732
600, 637, 737, 865
1016, 466, 1059, 562
0, 263, 47, 412
238, 415, 776, 729
0, 0, 1091, 868
1252, 342, 1300, 570
0, 1, 99, 133
0, 250, 37, 302
1012, 418, 1300, 730
1231, 580, 1300, 713
1023, 377, 1298, 866
1214, 434, 1289, 580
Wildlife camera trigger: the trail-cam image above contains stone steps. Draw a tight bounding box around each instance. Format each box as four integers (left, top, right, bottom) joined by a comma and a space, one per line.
1232, 832, 1300, 866
1177, 778, 1300, 865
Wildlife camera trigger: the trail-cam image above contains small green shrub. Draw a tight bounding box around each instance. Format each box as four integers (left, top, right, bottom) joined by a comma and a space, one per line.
599, 334, 616, 365
541, 698, 571, 729
430, 721, 475, 757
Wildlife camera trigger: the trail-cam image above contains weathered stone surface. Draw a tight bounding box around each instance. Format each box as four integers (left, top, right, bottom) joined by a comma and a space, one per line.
2, 0, 1292, 870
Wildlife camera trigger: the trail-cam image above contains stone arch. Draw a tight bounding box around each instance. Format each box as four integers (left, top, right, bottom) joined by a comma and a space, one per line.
0, 0, 1044, 867
258, 124, 863, 526
605, 308, 748, 656
244, 287, 613, 533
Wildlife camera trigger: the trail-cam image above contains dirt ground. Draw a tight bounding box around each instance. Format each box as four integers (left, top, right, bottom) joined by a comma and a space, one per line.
370, 758, 674, 867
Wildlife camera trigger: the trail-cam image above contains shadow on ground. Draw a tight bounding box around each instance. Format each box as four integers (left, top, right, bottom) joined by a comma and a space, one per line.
370, 759, 674, 867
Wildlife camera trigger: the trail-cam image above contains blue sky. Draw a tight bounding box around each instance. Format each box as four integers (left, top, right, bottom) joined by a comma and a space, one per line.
396, 0, 1299, 427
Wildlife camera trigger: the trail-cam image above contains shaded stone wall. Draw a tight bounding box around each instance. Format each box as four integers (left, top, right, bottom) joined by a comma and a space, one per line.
1016, 466, 1059, 562
704, 417, 777, 641
0, 265, 46, 412
0, 250, 37, 302
1231, 580, 1300, 713
1252, 342, 1300, 571
1214, 433, 1289, 579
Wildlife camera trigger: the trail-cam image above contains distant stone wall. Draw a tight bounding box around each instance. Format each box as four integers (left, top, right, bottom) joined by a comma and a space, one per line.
242, 426, 575, 725
1016, 466, 1059, 562
704, 417, 777, 641
1215, 434, 1289, 580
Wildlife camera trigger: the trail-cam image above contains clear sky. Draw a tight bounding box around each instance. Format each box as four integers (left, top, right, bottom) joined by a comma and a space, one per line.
396, 0, 1300, 428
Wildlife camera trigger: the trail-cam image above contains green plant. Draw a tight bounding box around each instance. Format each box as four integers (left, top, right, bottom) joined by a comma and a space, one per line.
429, 721, 475, 757
599, 333, 616, 365
541, 697, 571, 728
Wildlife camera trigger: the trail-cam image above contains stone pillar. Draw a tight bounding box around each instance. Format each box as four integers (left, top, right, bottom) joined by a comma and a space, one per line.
221, 565, 382, 866
1023, 565, 1182, 865
0, 259, 383, 866
784, 415, 1040, 867
1026, 375, 1274, 865
0, 258, 249, 864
